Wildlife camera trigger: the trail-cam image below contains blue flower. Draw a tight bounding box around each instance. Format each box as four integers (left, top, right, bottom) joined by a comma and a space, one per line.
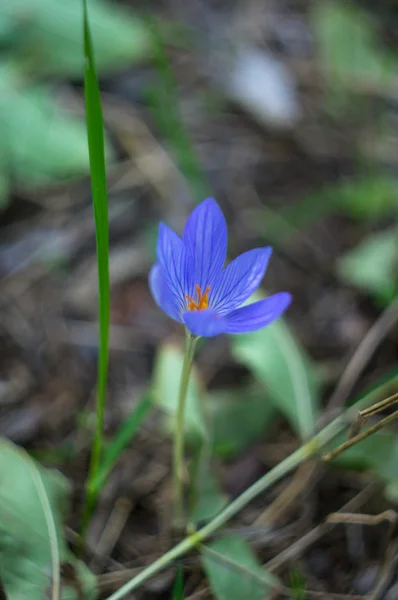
149, 198, 291, 337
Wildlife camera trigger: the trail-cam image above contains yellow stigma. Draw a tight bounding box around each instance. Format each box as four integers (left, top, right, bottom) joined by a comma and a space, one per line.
186, 284, 210, 311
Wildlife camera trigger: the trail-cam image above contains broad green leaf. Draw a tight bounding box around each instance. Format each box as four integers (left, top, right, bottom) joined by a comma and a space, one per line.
206, 384, 276, 457
0, 439, 96, 600
0, 171, 9, 209
201, 534, 280, 600
337, 227, 398, 305
152, 341, 207, 445
0, 0, 149, 207
2, 0, 150, 76
190, 449, 228, 524
190, 469, 228, 523
0, 10, 14, 41
231, 299, 319, 439
313, 2, 397, 89
0, 62, 115, 206
0, 66, 97, 185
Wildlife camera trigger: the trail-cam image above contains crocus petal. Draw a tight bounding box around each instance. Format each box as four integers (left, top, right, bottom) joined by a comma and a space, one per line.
225, 292, 292, 334
183, 198, 227, 291
149, 264, 183, 322
183, 309, 227, 337
156, 222, 193, 307
211, 247, 272, 314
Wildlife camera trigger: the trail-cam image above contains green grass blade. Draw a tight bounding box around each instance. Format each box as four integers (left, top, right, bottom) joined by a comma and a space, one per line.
145, 19, 210, 202
81, 0, 110, 535
172, 565, 184, 600
93, 393, 153, 492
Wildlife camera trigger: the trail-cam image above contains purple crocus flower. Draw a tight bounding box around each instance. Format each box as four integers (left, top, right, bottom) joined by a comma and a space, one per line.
149, 198, 291, 337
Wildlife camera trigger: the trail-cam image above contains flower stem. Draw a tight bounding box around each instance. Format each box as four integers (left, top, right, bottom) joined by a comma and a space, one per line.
173, 332, 198, 528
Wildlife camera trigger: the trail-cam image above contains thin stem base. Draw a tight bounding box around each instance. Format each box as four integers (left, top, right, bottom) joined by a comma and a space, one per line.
173, 332, 198, 529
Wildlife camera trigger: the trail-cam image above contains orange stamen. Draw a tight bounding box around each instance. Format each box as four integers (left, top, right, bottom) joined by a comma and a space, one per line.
185, 284, 210, 311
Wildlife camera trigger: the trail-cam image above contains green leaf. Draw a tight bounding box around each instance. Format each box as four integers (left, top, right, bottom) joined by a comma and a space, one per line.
0, 9, 14, 41
190, 469, 228, 523
0, 171, 10, 209
313, 2, 397, 89
151, 341, 207, 445
0, 67, 95, 186
201, 534, 280, 600
231, 298, 320, 439
0, 439, 96, 600
2, 0, 150, 76
93, 393, 153, 492
337, 227, 398, 305
207, 384, 276, 458
190, 453, 228, 524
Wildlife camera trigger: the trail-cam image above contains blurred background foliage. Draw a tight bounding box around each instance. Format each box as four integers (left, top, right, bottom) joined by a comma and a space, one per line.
0, 0, 150, 207
1, 0, 398, 599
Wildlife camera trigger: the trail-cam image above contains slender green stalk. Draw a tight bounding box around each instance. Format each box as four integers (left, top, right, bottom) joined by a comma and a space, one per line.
80, 0, 110, 538
104, 404, 363, 600
172, 564, 184, 600
92, 393, 153, 493
146, 19, 210, 203
173, 333, 198, 527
